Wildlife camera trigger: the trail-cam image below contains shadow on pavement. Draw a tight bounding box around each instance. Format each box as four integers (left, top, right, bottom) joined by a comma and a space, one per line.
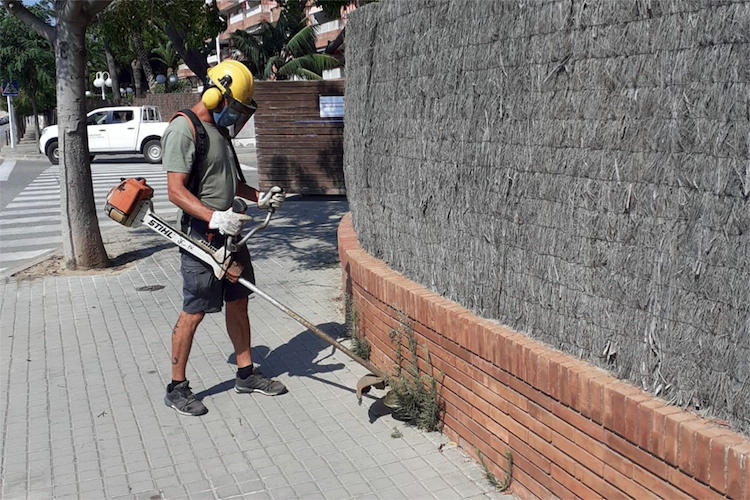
198, 321, 387, 404
248, 195, 349, 271
92, 155, 150, 164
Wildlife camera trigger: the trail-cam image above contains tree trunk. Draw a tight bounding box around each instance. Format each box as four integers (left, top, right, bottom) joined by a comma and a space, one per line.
132, 31, 156, 91
30, 88, 40, 140
131, 58, 143, 98
56, 17, 108, 269
103, 39, 121, 104
164, 24, 209, 81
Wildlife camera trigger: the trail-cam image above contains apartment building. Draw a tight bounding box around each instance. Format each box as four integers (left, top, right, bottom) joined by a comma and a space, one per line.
177, 0, 349, 80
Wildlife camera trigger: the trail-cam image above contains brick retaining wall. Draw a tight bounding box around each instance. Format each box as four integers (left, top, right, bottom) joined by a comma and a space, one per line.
338, 212, 750, 499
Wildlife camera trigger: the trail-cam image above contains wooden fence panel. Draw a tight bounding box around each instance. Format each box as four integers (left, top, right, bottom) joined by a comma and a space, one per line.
254, 80, 345, 195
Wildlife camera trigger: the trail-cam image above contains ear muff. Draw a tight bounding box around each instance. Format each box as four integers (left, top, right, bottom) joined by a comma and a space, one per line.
201, 86, 223, 110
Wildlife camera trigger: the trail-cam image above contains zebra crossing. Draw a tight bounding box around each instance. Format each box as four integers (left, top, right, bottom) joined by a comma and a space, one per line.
0, 164, 175, 275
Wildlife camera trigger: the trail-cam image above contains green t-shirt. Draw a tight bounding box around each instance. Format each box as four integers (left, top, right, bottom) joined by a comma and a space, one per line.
161, 115, 239, 218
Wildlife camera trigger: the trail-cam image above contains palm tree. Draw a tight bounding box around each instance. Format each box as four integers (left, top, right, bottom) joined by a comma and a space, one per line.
230, 0, 340, 80
150, 40, 181, 71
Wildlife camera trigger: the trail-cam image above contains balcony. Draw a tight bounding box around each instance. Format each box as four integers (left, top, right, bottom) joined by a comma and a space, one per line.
229, 10, 244, 25
316, 19, 341, 34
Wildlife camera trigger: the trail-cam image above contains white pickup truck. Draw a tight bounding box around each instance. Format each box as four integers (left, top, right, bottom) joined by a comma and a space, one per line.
39, 105, 169, 165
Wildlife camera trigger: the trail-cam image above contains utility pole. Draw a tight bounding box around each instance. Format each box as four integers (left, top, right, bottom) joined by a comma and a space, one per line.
6, 95, 15, 148
3, 81, 19, 148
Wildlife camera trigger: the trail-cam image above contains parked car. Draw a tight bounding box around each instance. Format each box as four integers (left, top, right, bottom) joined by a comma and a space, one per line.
39, 106, 168, 164
0, 115, 9, 125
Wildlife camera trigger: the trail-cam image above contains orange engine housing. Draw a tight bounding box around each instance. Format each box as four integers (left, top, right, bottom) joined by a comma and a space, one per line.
105, 177, 154, 226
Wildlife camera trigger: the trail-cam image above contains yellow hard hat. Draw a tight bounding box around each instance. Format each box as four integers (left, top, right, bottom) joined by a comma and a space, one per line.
203, 60, 255, 109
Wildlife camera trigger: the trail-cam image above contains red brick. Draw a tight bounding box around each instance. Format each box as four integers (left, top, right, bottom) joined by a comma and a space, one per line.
637, 399, 665, 450
557, 360, 575, 408
679, 419, 708, 476
550, 428, 604, 477
486, 330, 500, 369
510, 461, 556, 500
577, 462, 630, 500
508, 336, 526, 380
550, 463, 599, 499
742, 443, 750, 500
446, 307, 470, 347
547, 353, 567, 401
509, 433, 552, 475
664, 413, 698, 466
535, 351, 551, 396
667, 465, 725, 500
474, 321, 492, 362
693, 426, 730, 486
602, 381, 628, 433
382, 275, 397, 310
434, 300, 454, 341
623, 392, 651, 445
631, 462, 692, 500
727, 443, 749, 500
565, 362, 587, 412
603, 463, 657, 499
604, 428, 667, 480
527, 344, 542, 388
588, 374, 611, 424
710, 434, 747, 493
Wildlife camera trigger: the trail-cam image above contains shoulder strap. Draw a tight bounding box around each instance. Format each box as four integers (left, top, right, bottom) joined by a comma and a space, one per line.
217, 126, 247, 185
170, 109, 208, 172
170, 109, 209, 232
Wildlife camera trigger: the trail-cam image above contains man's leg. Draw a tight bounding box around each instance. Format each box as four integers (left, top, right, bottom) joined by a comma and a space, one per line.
172, 310, 205, 380
226, 296, 287, 396
226, 296, 252, 369
164, 310, 209, 416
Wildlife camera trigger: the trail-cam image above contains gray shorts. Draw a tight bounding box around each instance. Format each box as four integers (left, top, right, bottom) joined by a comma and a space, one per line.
180, 245, 255, 314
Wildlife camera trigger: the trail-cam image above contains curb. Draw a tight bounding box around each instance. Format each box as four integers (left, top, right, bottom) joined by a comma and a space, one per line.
0, 153, 45, 161
1, 247, 60, 282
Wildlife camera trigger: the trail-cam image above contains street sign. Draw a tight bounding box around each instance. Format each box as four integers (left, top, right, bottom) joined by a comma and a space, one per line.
319, 96, 344, 118
2, 81, 19, 96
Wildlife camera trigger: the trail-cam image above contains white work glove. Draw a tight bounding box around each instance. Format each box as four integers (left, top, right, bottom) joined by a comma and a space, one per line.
208, 207, 251, 236
257, 186, 285, 210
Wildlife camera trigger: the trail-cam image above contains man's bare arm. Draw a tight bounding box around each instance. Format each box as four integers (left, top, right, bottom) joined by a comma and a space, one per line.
167, 171, 214, 222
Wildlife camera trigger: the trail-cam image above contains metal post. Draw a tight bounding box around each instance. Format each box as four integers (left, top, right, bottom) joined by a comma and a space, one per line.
215, 36, 221, 63
7, 95, 15, 148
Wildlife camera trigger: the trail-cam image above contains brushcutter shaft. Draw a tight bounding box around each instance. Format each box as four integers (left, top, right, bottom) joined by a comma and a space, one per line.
237, 277, 387, 379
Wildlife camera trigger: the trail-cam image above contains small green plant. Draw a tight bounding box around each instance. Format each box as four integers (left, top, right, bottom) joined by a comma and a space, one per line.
476, 448, 513, 492
386, 322, 443, 432
390, 426, 403, 438
345, 294, 371, 360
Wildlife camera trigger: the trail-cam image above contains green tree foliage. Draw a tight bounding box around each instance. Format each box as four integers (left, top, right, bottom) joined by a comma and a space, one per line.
231, 0, 341, 80
0, 1, 55, 134
96, 0, 224, 84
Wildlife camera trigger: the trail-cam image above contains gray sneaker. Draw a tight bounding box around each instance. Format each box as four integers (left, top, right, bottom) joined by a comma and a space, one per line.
235, 367, 287, 396
164, 381, 208, 416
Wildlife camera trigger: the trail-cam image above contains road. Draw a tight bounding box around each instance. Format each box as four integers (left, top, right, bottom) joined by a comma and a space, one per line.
0, 156, 173, 276
0, 153, 259, 276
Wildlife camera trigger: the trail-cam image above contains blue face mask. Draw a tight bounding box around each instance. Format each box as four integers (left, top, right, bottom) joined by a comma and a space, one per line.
213, 107, 240, 127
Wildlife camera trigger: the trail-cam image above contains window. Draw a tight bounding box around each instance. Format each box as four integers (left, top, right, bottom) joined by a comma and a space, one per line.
87, 111, 108, 126
230, 7, 243, 24
110, 110, 133, 123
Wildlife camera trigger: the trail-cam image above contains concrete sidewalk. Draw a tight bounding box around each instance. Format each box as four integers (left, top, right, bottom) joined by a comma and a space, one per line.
0, 139, 44, 161
0, 196, 508, 499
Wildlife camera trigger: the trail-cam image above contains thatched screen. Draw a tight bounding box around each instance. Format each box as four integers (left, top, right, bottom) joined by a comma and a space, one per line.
344, 0, 750, 433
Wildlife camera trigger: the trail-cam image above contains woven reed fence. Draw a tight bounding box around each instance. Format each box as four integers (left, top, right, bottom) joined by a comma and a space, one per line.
344, 0, 750, 434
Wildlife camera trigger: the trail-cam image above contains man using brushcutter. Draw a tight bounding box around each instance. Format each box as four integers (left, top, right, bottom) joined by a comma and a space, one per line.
161, 60, 286, 416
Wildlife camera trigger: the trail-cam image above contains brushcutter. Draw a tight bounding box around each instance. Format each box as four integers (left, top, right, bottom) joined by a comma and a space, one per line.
104, 178, 387, 401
